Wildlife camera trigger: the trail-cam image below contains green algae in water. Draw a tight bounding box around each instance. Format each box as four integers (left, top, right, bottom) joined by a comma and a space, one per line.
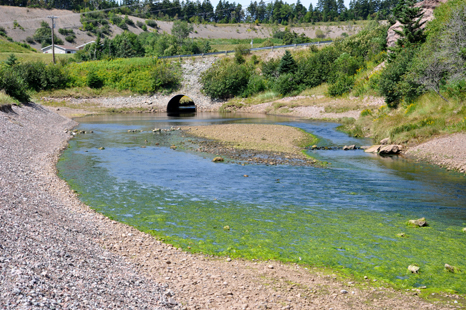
58, 140, 466, 294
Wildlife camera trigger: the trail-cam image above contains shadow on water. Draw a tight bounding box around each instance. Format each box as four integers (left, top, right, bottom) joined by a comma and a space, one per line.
59, 112, 466, 293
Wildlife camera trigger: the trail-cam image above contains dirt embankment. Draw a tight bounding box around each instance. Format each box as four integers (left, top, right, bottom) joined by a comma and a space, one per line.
1, 103, 462, 309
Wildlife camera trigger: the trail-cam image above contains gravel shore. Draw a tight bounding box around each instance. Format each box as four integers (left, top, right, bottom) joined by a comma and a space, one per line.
1, 104, 461, 309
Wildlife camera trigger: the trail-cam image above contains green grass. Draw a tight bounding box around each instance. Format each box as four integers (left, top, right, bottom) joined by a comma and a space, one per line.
0, 91, 20, 105
0, 37, 35, 54
0, 52, 72, 64
339, 92, 466, 143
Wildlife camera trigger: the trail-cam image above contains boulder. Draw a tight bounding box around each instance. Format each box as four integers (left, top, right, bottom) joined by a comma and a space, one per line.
343, 145, 356, 150
364, 145, 382, 153
380, 138, 390, 145
223, 225, 230, 231
212, 157, 224, 162
379, 145, 403, 155
408, 217, 428, 227
387, 0, 448, 48
98, 147, 105, 150
170, 145, 177, 150
408, 265, 420, 274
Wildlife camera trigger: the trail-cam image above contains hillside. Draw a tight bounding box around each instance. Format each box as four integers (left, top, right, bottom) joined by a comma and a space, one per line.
0, 6, 365, 52
0, 36, 34, 53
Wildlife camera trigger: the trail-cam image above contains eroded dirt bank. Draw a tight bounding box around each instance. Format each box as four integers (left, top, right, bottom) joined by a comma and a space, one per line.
1, 104, 464, 309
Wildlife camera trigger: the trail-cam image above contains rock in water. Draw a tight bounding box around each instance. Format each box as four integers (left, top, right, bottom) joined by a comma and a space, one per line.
408, 217, 428, 227
343, 145, 356, 150
408, 265, 420, 273
378, 145, 402, 155
212, 157, 224, 162
462, 227, 466, 232
364, 145, 382, 153
445, 264, 459, 273
98, 147, 105, 150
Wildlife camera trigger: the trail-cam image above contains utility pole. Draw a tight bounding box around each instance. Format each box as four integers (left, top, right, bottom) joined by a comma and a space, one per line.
47, 16, 58, 64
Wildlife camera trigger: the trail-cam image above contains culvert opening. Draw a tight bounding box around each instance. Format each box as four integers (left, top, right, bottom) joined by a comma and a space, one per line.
167, 95, 196, 116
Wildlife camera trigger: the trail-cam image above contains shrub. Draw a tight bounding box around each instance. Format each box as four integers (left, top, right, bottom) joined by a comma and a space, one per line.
260, 39, 274, 47
124, 15, 134, 26
145, 19, 158, 28
0, 26, 6, 36
118, 21, 128, 30
201, 58, 252, 99
136, 21, 144, 28
274, 73, 299, 95
65, 36, 75, 43
261, 58, 280, 78
278, 50, 297, 75
25, 36, 34, 44
86, 70, 104, 89
242, 75, 267, 97
152, 63, 180, 93
142, 24, 148, 31
234, 44, 250, 56
315, 29, 325, 39
0, 68, 30, 102
328, 74, 354, 96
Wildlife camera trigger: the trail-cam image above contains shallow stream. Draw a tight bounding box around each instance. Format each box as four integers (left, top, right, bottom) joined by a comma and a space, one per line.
58, 113, 466, 293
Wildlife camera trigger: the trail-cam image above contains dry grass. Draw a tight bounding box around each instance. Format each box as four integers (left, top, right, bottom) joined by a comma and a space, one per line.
0, 52, 73, 63
0, 91, 19, 105
35, 87, 133, 99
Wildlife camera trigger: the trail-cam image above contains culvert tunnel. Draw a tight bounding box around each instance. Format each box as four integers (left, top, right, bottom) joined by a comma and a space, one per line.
167, 95, 196, 116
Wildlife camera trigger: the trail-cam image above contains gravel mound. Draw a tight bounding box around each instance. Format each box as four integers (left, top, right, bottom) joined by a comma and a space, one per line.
0, 103, 175, 309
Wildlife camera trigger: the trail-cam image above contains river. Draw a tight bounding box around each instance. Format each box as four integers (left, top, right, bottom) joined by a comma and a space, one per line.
58, 112, 466, 293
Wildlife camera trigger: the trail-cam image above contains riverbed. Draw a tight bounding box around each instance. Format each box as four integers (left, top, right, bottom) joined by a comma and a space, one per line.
58, 112, 466, 294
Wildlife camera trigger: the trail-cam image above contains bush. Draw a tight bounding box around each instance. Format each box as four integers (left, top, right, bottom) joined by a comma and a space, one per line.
145, 19, 158, 28
65, 35, 75, 43
379, 46, 417, 107
274, 73, 299, 95
152, 63, 180, 93
118, 21, 128, 30
25, 36, 34, 44
136, 21, 144, 28
242, 75, 267, 97
278, 50, 297, 75
0, 68, 30, 102
260, 39, 274, 47
201, 58, 252, 99
328, 74, 354, 96
315, 29, 325, 39
261, 58, 280, 78
142, 24, 148, 31
0, 26, 7, 36
86, 70, 104, 89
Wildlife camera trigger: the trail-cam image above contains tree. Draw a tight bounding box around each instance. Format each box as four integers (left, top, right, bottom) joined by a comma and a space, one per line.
278, 50, 297, 74
392, 0, 426, 48
171, 20, 193, 43
5, 54, 18, 67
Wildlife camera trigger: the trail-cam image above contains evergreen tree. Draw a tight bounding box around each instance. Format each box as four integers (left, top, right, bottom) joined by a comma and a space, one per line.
278, 50, 296, 74
393, 0, 426, 46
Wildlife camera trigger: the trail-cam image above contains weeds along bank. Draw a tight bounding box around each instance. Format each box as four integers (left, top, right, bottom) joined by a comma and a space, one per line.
0, 56, 181, 104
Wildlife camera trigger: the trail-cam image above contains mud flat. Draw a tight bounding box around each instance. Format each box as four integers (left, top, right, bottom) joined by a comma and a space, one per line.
1, 104, 461, 309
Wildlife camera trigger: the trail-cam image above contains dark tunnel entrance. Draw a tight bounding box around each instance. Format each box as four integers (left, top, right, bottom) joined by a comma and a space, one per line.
167, 95, 196, 116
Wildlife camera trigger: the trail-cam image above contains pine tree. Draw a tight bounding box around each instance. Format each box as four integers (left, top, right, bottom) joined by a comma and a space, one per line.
278, 50, 297, 74
394, 0, 426, 46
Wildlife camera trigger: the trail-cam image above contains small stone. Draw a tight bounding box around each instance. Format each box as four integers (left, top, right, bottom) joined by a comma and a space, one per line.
170, 145, 177, 150
364, 276, 368, 279
226, 258, 232, 262
462, 228, 466, 232
223, 225, 230, 231
268, 265, 274, 269
445, 264, 459, 273
212, 157, 224, 162
98, 147, 105, 150
408, 265, 420, 273
243, 174, 248, 177
397, 233, 406, 237
166, 261, 171, 264
408, 217, 428, 227
343, 145, 355, 150
341, 290, 348, 294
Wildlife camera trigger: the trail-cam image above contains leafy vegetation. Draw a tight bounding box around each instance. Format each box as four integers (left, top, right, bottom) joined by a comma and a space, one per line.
33, 21, 64, 48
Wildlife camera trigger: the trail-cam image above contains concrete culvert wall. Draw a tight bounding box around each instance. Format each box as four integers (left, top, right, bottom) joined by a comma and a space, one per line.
167, 95, 196, 114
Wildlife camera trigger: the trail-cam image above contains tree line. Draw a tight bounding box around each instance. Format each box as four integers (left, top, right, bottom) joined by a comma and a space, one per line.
1, 0, 399, 24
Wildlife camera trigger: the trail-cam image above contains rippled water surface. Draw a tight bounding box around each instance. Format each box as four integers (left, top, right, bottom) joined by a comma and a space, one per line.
58, 113, 466, 292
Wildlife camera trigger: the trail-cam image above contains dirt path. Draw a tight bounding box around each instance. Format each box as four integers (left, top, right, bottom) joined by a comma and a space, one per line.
1, 104, 464, 309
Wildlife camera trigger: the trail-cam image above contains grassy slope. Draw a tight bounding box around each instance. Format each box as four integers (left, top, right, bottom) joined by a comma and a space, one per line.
0, 37, 34, 53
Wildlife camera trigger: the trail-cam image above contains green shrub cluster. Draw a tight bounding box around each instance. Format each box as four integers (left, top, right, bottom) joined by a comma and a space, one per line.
66, 57, 181, 94
0, 57, 68, 102
200, 22, 388, 100
33, 21, 64, 47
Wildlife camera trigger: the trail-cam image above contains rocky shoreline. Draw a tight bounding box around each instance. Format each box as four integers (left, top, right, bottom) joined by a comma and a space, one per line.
2, 103, 464, 309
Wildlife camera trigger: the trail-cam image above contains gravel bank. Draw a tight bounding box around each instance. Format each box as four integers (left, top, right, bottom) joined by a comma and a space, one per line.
1, 104, 460, 309
405, 133, 466, 173
0, 104, 175, 309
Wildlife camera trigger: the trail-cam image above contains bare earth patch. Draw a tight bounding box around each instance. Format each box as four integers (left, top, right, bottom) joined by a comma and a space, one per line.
185, 124, 312, 156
